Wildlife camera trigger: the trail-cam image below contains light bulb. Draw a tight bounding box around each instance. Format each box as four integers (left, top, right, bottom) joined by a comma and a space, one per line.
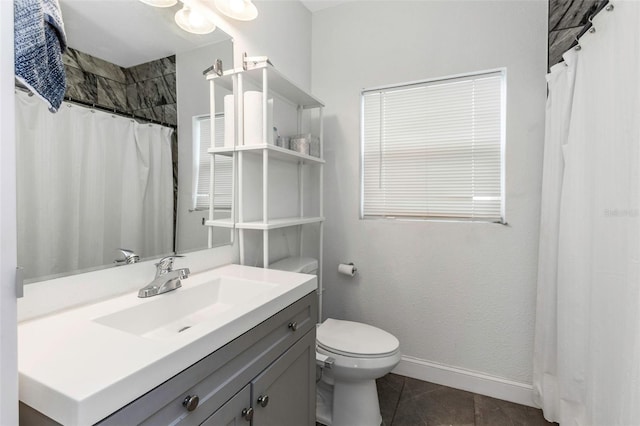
138, 0, 177, 7
175, 5, 216, 34
214, 0, 257, 21
229, 0, 245, 13
188, 11, 205, 27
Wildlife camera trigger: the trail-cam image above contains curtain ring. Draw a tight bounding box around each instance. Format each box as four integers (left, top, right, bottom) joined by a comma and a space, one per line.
574, 36, 582, 51
605, 3, 614, 11
587, 14, 596, 32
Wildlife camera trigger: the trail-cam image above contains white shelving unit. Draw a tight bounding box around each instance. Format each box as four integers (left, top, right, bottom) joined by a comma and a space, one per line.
205, 63, 324, 314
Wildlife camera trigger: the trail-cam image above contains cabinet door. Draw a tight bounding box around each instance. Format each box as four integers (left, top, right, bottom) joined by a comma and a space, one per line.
201, 385, 251, 426
251, 330, 315, 426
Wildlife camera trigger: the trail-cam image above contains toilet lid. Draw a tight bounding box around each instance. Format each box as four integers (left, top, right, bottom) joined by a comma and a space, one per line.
317, 318, 399, 357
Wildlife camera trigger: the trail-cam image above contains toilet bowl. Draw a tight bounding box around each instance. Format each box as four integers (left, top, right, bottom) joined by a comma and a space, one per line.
316, 318, 401, 426
269, 257, 401, 426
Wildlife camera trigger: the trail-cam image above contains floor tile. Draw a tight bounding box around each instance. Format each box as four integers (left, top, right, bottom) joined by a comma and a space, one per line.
474, 394, 557, 426
376, 373, 405, 425
392, 377, 475, 426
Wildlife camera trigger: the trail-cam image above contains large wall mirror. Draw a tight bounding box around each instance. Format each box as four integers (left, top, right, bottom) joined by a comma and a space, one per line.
16, 0, 234, 283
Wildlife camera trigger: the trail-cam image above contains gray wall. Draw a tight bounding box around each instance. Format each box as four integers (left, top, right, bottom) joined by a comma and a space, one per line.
312, 0, 547, 385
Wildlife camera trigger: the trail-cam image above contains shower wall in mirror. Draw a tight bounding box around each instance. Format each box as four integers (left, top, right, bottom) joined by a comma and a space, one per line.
16, 91, 175, 281
64, 48, 177, 125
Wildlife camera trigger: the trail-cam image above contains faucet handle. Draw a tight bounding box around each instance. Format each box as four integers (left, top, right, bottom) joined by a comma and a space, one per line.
114, 248, 139, 265
155, 255, 184, 274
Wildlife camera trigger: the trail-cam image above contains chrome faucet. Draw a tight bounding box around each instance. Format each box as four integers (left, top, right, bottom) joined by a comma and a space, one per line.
138, 255, 190, 298
114, 248, 140, 265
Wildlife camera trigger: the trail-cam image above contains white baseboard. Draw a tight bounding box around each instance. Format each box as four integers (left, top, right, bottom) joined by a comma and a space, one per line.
391, 355, 536, 408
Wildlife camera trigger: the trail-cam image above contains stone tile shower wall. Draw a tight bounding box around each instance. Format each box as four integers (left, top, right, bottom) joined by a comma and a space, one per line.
62, 48, 177, 126
63, 48, 128, 111
548, 0, 607, 68
125, 57, 177, 126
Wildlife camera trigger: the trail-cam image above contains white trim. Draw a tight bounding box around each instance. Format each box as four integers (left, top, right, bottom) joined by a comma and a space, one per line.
363, 67, 507, 94
392, 355, 536, 408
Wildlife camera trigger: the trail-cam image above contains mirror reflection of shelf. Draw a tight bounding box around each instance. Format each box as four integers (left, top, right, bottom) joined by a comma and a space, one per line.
208, 144, 325, 164
207, 64, 323, 109
204, 218, 235, 229
236, 216, 324, 230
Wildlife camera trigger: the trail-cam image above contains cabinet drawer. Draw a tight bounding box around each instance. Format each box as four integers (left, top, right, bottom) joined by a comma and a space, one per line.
98, 291, 317, 426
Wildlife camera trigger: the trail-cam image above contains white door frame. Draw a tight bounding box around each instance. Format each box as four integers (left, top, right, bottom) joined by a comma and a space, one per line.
0, 0, 19, 423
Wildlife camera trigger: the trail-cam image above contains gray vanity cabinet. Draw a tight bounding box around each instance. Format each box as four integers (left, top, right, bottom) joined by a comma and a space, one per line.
200, 385, 250, 426
201, 330, 315, 426
251, 329, 315, 425
19, 291, 317, 426
107, 291, 317, 426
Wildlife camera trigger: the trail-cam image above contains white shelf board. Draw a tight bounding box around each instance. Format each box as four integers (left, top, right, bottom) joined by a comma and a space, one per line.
207, 64, 324, 109
209, 145, 324, 164
204, 218, 235, 229
236, 216, 325, 230
236, 144, 324, 164
207, 147, 234, 156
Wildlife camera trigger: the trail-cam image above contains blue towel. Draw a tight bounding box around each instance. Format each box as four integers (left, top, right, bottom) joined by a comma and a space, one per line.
14, 0, 67, 112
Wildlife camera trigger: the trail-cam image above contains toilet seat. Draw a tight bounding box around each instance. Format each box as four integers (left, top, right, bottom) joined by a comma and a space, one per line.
317, 318, 400, 359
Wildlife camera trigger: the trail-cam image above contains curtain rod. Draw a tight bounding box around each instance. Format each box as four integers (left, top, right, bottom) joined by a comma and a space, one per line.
14, 83, 177, 130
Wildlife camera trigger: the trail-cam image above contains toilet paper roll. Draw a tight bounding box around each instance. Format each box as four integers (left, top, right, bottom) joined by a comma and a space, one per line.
243, 91, 274, 145
338, 263, 357, 277
223, 95, 235, 148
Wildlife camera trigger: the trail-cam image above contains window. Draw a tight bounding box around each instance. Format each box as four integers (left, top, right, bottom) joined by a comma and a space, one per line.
193, 114, 232, 210
361, 70, 506, 222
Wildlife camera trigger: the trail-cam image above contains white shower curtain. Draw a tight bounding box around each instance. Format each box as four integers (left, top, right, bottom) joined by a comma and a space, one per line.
15, 91, 174, 280
534, 1, 640, 424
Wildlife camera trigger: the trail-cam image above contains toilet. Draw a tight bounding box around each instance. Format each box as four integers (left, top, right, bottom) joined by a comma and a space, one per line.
270, 257, 401, 426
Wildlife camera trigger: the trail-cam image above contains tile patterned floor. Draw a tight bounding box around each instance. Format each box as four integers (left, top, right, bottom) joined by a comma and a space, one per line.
318, 373, 557, 426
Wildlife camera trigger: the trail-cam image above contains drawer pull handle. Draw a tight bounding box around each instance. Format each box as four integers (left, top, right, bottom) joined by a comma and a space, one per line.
182, 395, 199, 411
242, 407, 254, 421
288, 321, 298, 331
257, 394, 270, 407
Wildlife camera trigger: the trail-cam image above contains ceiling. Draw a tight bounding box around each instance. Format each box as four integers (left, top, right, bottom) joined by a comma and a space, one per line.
59, 0, 231, 68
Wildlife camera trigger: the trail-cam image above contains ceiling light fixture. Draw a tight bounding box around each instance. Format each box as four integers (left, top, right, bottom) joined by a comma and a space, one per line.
138, 0, 178, 8
213, 0, 258, 21
174, 4, 216, 34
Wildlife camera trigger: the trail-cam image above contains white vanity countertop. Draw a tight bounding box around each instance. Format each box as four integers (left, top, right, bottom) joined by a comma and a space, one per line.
18, 264, 317, 425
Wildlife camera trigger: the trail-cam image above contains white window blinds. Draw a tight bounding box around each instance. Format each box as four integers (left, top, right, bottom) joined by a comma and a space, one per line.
361, 70, 505, 222
194, 115, 232, 210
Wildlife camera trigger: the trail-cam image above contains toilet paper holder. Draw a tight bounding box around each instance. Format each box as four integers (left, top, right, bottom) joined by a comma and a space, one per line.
338, 262, 358, 277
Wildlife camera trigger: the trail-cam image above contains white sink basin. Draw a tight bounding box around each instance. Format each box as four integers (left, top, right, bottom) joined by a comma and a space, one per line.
94, 277, 277, 340
18, 263, 316, 426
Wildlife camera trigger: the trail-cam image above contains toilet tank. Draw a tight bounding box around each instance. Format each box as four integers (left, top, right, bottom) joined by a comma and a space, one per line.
269, 256, 318, 275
